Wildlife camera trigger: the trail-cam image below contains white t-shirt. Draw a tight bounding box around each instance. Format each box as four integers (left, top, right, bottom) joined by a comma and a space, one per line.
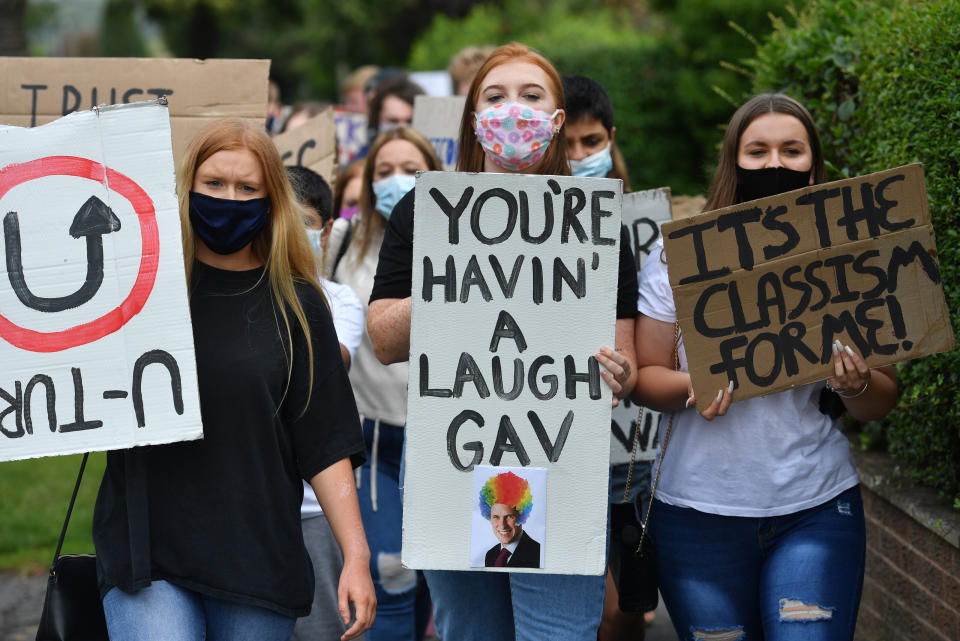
302, 276, 364, 519
320, 277, 363, 364
637, 238, 859, 517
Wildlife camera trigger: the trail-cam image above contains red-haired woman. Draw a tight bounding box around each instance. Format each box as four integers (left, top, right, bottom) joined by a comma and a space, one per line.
366, 42, 639, 641
93, 119, 375, 640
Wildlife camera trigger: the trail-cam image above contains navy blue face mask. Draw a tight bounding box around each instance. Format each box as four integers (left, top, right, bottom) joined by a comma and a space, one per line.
735, 166, 811, 203
189, 191, 270, 255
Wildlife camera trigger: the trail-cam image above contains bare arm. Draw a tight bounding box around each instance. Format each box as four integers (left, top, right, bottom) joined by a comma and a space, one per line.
632, 313, 689, 412
339, 344, 351, 370
632, 313, 731, 418
367, 297, 411, 365
309, 459, 375, 640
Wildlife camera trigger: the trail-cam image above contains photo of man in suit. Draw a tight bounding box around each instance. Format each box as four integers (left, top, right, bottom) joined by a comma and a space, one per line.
479, 471, 542, 569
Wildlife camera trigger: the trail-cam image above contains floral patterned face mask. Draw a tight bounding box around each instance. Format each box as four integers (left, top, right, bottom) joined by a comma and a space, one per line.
474, 102, 560, 172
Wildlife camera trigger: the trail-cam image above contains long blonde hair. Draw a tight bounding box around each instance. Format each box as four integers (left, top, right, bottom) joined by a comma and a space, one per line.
349, 127, 440, 266
178, 118, 324, 410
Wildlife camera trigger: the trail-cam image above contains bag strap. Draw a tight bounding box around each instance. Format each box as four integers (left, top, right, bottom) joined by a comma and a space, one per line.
52, 452, 89, 570
636, 319, 681, 554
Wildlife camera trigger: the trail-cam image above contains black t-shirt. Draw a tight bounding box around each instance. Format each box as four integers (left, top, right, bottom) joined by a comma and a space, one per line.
370, 188, 639, 318
93, 262, 365, 617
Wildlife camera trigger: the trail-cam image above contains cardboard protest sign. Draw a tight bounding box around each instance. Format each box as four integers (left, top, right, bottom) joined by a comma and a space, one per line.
662, 164, 955, 412
0, 100, 203, 461
0, 57, 269, 162
610, 188, 672, 465
334, 110, 368, 167
273, 107, 336, 184
404, 171, 621, 575
411, 95, 466, 171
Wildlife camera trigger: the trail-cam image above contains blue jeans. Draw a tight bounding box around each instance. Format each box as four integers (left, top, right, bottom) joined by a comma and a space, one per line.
649, 485, 866, 641
424, 570, 605, 641
102, 580, 295, 641
357, 419, 430, 641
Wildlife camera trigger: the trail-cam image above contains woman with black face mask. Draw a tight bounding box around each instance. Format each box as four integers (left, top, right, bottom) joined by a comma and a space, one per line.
93, 119, 375, 641
632, 94, 898, 641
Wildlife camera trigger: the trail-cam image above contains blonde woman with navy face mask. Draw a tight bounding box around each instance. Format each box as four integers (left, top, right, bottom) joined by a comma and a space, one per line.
366, 42, 641, 641
327, 127, 441, 641
93, 119, 374, 641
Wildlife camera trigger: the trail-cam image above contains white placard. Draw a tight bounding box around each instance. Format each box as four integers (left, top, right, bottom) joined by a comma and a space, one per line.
404, 171, 621, 574
411, 95, 465, 171
0, 100, 203, 461
609, 188, 673, 465
409, 70, 454, 97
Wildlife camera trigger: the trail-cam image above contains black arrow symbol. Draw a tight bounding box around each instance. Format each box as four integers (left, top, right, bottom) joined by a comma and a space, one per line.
4, 195, 121, 313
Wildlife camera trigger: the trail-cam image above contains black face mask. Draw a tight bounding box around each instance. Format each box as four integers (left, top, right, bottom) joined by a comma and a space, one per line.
735, 166, 811, 203
189, 191, 270, 255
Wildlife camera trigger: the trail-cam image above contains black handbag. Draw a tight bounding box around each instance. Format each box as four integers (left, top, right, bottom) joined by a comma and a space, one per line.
617, 320, 680, 614
36, 453, 109, 641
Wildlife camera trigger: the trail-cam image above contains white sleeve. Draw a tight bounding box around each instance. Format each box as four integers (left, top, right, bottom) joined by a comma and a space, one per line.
320, 278, 364, 363
636, 238, 676, 323
322, 218, 350, 278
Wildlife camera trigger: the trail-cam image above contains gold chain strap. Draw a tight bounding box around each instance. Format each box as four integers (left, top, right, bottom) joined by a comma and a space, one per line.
621, 399, 644, 504
636, 319, 681, 554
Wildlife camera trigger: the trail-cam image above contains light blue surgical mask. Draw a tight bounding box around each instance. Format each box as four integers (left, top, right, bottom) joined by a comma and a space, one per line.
373, 174, 416, 219
305, 228, 324, 255
569, 143, 613, 178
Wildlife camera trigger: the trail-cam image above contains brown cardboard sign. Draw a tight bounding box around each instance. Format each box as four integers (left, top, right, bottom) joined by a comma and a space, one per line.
0, 57, 270, 162
272, 107, 336, 184
661, 164, 954, 411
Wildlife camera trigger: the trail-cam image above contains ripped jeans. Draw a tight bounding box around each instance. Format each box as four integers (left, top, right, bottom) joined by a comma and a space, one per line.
357, 418, 431, 641
649, 485, 865, 641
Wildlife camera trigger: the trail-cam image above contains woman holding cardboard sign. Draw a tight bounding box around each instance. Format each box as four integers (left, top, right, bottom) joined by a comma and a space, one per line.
633, 93, 898, 641
93, 119, 375, 641
366, 42, 639, 641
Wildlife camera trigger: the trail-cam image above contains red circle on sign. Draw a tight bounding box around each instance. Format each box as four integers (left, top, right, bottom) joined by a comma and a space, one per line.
0, 156, 160, 352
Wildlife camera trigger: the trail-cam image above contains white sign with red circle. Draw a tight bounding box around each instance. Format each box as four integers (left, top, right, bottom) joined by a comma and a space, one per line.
0, 100, 202, 462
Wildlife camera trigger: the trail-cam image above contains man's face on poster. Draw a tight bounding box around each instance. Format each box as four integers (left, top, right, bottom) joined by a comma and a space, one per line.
490, 503, 522, 545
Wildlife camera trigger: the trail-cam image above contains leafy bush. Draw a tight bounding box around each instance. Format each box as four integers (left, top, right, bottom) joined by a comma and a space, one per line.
749, 0, 960, 503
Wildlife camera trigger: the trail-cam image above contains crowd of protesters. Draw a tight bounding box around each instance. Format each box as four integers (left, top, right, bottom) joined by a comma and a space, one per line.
92, 40, 897, 641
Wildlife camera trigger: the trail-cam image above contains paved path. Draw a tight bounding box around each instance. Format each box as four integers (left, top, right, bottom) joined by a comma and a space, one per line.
0, 571, 677, 641
0, 572, 46, 641
646, 597, 679, 641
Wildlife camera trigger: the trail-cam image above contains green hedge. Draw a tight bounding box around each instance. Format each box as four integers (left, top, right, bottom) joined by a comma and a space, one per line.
749, 0, 960, 504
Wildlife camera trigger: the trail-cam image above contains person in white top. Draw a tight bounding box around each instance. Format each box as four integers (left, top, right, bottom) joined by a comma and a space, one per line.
287, 165, 367, 641
633, 94, 898, 641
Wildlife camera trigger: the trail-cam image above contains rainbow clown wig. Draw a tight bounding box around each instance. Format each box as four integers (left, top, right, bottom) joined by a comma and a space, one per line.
479, 471, 534, 524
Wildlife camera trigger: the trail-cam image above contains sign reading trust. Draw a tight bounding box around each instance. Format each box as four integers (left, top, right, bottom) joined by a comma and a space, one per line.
662, 164, 954, 411
0, 100, 203, 462
403, 171, 620, 575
